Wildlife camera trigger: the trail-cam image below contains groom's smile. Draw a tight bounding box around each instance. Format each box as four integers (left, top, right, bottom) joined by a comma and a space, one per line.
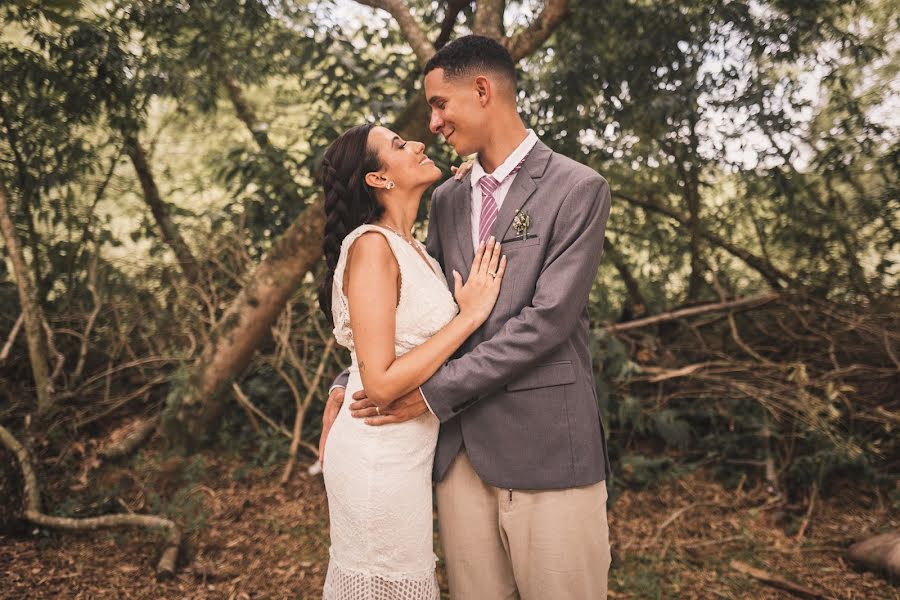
424, 68, 484, 157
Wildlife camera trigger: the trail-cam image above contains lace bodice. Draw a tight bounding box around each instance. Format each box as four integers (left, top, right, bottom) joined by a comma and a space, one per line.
331, 224, 459, 357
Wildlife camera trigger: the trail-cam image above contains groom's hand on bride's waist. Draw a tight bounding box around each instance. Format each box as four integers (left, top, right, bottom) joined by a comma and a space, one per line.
349, 388, 428, 426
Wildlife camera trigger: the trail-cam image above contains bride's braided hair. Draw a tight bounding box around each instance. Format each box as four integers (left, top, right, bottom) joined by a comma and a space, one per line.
318, 123, 385, 325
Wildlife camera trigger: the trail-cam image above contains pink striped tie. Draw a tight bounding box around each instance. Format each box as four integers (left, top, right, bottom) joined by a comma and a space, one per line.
478, 159, 526, 245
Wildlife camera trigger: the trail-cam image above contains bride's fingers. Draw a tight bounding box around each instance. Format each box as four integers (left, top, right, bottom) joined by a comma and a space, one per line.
480, 239, 499, 276
494, 255, 507, 284
471, 239, 487, 275
486, 241, 502, 277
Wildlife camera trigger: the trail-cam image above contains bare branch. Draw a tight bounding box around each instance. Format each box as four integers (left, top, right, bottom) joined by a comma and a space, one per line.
613, 190, 791, 288
354, 0, 435, 66
41, 317, 65, 391
730, 560, 835, 599
231, 382, 292, 439
436, 0, 470, 49
602, 292, 779, 333
0, 312, 24, 363
281, 337, 336, 485
0, 424, 181, 578
72, 252, 101, 380
505, 0, 570, 61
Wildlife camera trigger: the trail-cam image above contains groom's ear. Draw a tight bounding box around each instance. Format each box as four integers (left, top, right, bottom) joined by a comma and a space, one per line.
474, 75, 491, 107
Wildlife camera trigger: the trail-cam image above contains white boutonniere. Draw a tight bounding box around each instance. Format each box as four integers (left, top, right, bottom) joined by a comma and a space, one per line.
512, 209, 532, 241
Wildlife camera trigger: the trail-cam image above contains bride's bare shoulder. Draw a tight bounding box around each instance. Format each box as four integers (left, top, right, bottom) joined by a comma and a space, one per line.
345, 229, 399, 275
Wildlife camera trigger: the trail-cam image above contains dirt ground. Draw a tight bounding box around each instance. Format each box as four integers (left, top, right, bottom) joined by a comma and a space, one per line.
1, 445, 897, 599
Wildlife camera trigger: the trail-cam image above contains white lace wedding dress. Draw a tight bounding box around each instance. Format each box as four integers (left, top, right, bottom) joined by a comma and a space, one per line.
322, 224, 458, 599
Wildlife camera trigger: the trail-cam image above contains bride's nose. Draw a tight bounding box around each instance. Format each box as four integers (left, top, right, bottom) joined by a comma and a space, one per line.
413, 142, 426, 154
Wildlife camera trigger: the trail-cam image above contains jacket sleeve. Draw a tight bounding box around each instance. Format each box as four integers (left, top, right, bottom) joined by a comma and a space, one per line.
328, 368, 350, 392
419, 174, 612, 423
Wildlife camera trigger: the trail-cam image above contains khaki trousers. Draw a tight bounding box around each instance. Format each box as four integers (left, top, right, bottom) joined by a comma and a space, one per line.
435, 450, 611, 600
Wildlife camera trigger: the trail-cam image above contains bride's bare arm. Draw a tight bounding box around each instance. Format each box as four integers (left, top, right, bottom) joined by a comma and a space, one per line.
345, 231, 505, 409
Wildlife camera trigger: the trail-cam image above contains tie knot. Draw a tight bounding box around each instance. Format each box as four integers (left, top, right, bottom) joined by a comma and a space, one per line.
479, 174, 499, 193
478, 155, 527, 191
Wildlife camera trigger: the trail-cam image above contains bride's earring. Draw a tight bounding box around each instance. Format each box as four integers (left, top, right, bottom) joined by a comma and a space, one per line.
385, 180, 395, 189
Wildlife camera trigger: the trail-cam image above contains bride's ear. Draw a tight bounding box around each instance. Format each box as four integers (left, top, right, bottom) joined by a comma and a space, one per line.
365, 171, 389, 190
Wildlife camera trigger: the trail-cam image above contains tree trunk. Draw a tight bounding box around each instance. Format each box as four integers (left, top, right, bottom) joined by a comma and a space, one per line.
0, 99, 47, 303
474, 0, 506, 38
0, 180, 53, 413
684, 163, 704, 301
160, 201, 327, 449
124, 135, 200, 282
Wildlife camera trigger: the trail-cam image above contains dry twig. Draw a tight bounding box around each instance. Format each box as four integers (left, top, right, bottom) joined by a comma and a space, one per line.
0, 312, 24, 363
730, 560, 835, 599
281, 337, 336, 485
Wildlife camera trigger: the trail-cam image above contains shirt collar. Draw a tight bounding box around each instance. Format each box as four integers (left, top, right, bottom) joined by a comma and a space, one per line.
470, 129, 540, 191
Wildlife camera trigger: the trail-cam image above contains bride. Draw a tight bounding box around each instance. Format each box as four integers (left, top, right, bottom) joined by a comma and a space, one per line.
316, 123, 506, 599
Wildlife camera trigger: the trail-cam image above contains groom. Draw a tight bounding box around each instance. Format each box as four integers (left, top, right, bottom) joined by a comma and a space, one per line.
324, 35, 613, 598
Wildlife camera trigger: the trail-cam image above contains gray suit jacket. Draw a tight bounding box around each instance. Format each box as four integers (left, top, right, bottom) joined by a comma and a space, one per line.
330, 140, 612, 490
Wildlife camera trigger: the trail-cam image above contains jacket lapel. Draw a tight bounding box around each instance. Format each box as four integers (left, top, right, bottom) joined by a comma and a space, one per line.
491, 140, 552, 242
451, 173, 476, 277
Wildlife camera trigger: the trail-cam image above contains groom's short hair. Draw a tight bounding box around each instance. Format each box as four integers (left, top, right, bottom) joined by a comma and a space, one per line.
424, 35, 517, 91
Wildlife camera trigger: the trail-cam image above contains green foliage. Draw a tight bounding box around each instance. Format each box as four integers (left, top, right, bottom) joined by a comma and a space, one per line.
0, 0, 895, 508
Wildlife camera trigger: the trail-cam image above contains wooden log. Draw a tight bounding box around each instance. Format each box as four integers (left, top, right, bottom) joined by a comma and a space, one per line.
847, 530, 900, 581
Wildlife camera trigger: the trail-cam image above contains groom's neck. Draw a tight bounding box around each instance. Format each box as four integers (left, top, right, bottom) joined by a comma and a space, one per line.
477, 113, 528, 173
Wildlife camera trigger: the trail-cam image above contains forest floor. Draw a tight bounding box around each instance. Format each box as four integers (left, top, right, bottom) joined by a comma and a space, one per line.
1, 438, 897, 600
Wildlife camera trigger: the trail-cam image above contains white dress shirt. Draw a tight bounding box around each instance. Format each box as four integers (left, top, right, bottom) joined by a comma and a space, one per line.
469, 129, 539, 249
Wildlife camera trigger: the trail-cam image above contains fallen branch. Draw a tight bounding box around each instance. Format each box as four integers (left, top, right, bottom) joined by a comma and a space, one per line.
98, 416, 160, 461
846, 530, 900, 581
730, 560, 834, 599
0, 423, 181, 578
602, 292, 779, 333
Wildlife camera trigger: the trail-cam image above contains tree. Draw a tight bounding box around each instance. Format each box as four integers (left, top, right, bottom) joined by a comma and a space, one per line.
0, 180, 52, 412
